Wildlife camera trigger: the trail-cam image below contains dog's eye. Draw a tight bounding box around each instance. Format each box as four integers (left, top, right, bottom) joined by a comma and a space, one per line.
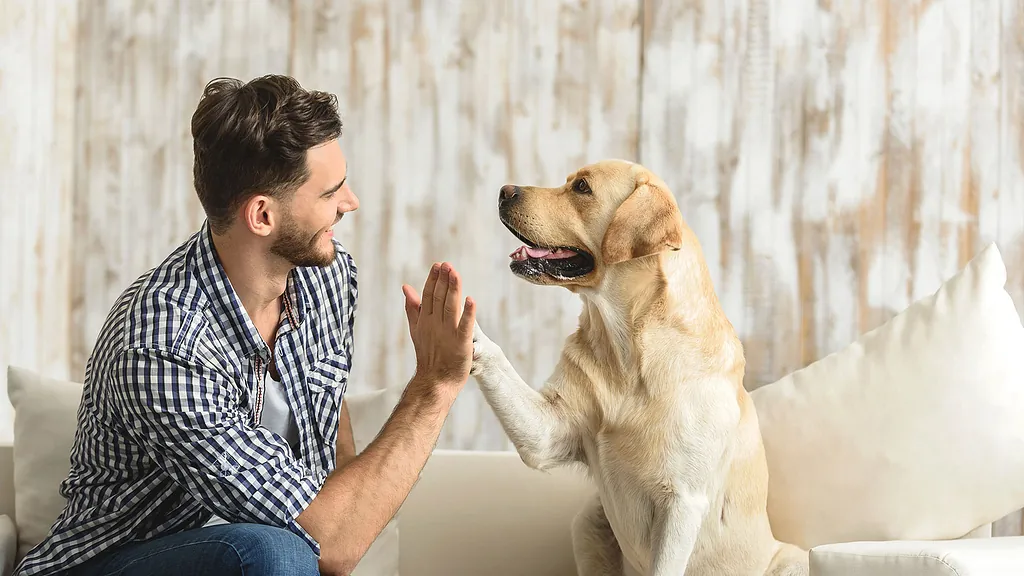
573, 178, 591, 194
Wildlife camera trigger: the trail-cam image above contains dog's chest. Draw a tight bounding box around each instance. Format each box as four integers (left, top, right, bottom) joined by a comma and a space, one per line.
580, 383, 727, 573
581, 422, 673, 570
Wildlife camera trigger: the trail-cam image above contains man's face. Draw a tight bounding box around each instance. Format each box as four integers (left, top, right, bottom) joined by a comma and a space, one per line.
270, 140, 358, 268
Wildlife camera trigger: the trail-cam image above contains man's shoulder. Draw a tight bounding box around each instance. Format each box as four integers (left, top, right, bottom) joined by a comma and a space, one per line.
96, 232, 212, 358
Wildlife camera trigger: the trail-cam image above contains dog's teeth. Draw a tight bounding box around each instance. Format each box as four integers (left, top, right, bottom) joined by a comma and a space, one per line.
510, 246, 529, 261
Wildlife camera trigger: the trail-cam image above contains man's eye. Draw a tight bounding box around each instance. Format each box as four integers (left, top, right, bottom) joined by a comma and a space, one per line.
573, 179, 591, 194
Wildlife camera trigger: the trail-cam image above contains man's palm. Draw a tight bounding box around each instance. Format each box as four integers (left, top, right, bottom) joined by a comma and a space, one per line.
402, 262, 475, 386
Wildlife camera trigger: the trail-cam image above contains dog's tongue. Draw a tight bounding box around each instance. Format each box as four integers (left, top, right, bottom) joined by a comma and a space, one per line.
526, 246, 557, 258
510, 246, 576, 260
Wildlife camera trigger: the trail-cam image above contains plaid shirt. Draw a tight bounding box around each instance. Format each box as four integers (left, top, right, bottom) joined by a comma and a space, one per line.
15, 221, 358, 575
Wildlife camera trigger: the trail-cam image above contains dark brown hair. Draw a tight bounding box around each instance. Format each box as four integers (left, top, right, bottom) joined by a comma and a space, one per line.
190, 74, 343, 234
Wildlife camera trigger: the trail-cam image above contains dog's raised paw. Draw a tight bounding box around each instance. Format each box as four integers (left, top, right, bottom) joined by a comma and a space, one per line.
472, 321, 495, 347
470, 322, 497, 375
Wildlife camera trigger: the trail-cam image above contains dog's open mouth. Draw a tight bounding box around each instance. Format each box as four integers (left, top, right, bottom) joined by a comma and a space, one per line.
502, 220, 595, 279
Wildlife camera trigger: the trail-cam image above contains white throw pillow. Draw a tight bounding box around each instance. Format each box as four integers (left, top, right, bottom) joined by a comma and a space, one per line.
6, 366, 81, 561
6, 366, 400, 574
750, 242, 1024, 550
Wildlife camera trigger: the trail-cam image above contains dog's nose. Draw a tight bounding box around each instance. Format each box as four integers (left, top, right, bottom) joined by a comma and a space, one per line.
499, 185, 519, 202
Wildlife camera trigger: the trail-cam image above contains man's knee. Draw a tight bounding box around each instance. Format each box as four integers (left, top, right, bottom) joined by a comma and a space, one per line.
226, 524, 319, 575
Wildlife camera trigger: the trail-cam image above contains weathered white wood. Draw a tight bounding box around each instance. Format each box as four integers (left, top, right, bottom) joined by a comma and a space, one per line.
973, 0, 1002, 266
0, 0, 78, 444
1002, 0, 1024, 319
1002, 0, 1024, 537
874, 0, 918, 332
940, 0, 973, 283
797, 0, 839, 369
906, 0, 966, 302
71, 0, 132, 379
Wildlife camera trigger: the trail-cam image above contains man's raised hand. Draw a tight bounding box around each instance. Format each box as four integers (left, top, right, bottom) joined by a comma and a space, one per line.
401, 262, 476, 393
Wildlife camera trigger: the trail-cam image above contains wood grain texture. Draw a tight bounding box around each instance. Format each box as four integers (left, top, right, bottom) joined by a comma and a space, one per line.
1002, 0, 1024, 322
1, 1, 1024, 527
0, 0, 78, 444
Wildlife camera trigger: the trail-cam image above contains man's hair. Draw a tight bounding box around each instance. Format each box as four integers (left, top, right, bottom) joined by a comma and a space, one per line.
191, 74, 343, 234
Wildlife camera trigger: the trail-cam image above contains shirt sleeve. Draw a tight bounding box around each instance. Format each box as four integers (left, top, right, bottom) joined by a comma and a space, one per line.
108, 346, 329, 555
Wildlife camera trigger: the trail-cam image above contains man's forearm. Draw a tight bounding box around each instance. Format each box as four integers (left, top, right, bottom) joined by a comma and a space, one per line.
297, 378, 455, 574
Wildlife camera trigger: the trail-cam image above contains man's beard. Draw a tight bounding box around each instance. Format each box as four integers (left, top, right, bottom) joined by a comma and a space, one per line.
270, 216, 335, 268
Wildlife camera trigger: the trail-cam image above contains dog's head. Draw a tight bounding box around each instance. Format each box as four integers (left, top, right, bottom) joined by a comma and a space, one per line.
498, 159, 685, 288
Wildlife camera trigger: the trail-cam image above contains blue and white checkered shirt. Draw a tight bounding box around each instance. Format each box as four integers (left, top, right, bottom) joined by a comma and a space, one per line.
15, 221, 357, 575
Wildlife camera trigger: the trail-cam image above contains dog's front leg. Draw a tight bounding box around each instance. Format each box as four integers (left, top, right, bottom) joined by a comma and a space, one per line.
647, 380, 737, 576
648, 492, 708, 576
471, 322, 578, 469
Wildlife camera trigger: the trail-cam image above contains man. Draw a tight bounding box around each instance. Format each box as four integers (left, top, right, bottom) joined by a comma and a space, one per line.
15, 74, 477, 576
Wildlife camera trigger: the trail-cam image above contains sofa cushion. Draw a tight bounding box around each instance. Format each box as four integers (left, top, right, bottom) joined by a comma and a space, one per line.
810, 536, 1024, 576
6, 366, 81, 561
751, 243, 1024, 550
398, 449, 596, 576
6, 366, 400, 574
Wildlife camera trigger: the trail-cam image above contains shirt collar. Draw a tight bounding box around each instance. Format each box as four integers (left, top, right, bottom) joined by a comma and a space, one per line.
194, 220, 308, 362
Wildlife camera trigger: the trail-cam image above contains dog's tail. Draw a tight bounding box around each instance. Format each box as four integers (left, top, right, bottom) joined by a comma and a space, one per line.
764, 540, 809, 576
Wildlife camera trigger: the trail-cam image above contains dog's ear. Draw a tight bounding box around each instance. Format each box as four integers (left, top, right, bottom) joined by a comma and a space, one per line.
600, 170, 684, 266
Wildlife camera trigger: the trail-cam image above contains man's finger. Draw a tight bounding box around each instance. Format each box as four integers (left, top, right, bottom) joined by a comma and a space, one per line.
443, 267, 462, 325
421, 263, 440, 316
432, 263, 451, 318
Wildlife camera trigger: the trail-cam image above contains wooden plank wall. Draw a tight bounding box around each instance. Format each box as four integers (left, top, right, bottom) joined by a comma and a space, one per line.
3, 0, 1024, 532
0, 0, 78, 439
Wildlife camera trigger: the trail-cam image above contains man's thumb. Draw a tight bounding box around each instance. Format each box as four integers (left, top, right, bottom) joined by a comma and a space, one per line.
458, 297, 476, 337
402, 285, 420, 331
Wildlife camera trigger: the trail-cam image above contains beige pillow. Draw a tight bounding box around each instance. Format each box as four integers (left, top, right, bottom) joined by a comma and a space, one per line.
6, 366, 400, 574
7, 366, 81, 561
751, 243, 1024, 549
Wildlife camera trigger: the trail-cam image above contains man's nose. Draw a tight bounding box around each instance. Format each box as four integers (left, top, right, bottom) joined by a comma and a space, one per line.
339, 186, 359, 212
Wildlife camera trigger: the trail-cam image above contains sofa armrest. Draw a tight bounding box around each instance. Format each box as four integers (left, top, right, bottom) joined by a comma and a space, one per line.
0, 515, 16, 576
810, 536, 1024, 576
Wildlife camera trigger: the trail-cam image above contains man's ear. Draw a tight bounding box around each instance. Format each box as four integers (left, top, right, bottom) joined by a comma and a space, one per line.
241, 194, 275, 237
600, 171, 684, 266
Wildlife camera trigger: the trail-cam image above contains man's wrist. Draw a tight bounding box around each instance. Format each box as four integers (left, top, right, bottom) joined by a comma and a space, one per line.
407, 373, 462, 408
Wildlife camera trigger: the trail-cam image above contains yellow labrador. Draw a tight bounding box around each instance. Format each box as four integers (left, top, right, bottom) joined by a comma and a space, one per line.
470, 160, 807, 576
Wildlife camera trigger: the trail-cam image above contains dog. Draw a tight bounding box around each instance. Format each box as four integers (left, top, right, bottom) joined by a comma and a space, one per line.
469, 160, 808, 576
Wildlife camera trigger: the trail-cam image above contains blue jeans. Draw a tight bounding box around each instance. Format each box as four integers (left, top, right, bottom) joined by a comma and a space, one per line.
66, 523, 319, 575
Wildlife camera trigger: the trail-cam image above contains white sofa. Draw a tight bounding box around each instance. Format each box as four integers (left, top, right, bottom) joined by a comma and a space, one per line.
4, 242, 1024, 576
2, 446, 1024, 576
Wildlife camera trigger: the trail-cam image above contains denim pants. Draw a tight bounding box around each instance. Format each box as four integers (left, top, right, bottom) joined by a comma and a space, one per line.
65, 523, 320, 576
